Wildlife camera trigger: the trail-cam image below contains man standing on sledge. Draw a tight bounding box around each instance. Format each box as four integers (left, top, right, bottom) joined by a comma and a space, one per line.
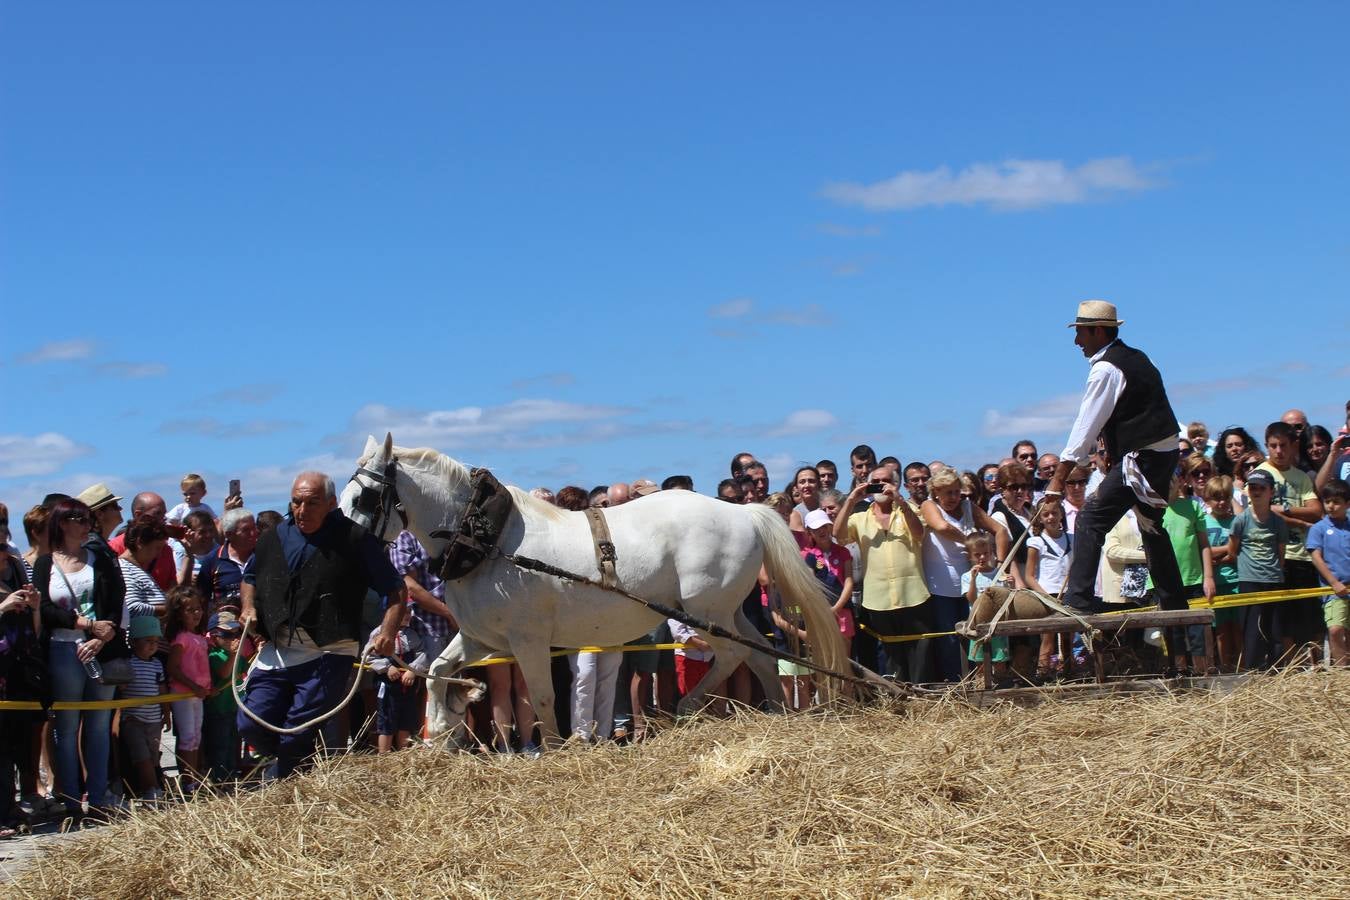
1045, 300, 1184, 617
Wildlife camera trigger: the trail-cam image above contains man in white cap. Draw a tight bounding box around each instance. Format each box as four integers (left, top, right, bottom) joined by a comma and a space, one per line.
1045, 300, 1184, 617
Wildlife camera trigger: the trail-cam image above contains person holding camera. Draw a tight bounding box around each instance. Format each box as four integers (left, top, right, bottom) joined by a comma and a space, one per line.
832, 465, 931, 682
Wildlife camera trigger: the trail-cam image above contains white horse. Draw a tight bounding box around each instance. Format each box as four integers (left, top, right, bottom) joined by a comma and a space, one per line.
340, 434, 848, 747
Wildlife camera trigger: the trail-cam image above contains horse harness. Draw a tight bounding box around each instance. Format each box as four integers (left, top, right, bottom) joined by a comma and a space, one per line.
427, 468, 516, 581
584, 507, 620, 589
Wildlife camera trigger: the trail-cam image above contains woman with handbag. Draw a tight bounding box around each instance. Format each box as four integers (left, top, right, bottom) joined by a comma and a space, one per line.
32, 499, 127, 822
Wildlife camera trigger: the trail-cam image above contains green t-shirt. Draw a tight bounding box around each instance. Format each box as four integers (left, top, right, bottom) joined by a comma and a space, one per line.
205, 645, 239, 715
1257, 462, 1316, 562
1161, 498, 1205, 588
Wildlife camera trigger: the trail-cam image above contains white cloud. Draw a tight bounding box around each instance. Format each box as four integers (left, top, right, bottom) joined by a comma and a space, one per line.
708, 297, 755, 318
710, 300, 832, 333
18, 339, 96, 363
205, 383, 284, 404
509, 372, 576, 390
159, 418, 301, 438
817, 223, 881, 238
980, 394, 1082, 438
768, 303, 832, 327
767, 409, 838, 437
351, 399, 638, 450
822, 156, 1159, 212
98, 361, 169, 379
0, 432, 93, 478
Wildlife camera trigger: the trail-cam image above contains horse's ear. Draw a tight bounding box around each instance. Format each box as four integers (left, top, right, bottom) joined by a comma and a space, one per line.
383, 432, 395, 459
361, 435, 379, 459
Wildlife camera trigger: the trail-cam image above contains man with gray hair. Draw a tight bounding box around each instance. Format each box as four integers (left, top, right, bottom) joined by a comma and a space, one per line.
238, 472, 403, 777
196, 507, 260, 616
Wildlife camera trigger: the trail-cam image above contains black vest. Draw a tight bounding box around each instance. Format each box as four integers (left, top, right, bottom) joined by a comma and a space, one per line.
1100, 340, 1178, 460
253, 516, 371, 648
992, 498, 1029, 564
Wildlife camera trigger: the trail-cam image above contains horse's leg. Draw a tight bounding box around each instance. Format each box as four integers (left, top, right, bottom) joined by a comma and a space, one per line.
426, 632, 490, 747
733, 607, 784, 711
675, 629, 751, 718
510, 643, 561, 750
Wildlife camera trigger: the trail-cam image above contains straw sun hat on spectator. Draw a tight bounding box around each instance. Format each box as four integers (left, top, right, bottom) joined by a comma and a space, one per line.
1066, 299, 1125, 328
76, 482, 123, 511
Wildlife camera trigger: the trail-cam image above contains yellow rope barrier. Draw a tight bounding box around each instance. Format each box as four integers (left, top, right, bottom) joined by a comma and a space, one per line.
6, 588, 1331, 708
0, 691, 198, 712
853, 585, 1333, 643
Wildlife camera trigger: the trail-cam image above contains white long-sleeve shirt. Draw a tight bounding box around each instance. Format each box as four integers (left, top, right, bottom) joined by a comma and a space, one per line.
1061, 341, 1175, 465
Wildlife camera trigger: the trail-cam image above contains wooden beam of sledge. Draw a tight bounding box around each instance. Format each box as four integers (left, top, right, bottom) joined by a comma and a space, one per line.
963, 608, 1214, 640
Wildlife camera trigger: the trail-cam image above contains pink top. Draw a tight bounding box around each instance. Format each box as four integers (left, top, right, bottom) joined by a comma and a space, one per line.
170, 631, 211, 693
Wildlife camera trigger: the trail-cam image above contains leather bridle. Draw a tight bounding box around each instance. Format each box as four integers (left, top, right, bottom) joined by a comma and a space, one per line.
347, 457, 406, 544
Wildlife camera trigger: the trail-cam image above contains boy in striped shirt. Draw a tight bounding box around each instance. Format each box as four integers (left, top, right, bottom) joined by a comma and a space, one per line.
120, 615, 169, 801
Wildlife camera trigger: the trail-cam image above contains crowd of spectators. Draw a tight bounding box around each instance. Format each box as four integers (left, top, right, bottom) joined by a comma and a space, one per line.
2, 404, 1349, 834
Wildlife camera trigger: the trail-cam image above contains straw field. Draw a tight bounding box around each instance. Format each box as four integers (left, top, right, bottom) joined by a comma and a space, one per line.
12, 670, 1350, 899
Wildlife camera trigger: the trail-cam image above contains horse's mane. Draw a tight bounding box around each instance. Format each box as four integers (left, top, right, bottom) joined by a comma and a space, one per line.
507, 486, 566, 521
367, 443, 564, 521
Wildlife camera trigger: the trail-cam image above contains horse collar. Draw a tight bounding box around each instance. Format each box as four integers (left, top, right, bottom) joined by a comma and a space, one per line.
431, 467, 515, 582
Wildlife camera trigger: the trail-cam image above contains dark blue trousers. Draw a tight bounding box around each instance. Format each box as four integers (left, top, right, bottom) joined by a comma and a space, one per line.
237, 654, 355, 777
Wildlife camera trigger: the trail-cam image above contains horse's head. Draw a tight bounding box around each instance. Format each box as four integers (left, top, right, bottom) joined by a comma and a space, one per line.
340, 433, 404, 543
341, 433, 473, 547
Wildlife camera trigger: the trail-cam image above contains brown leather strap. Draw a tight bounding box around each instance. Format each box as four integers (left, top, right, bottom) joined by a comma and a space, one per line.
584, 507, 619, 589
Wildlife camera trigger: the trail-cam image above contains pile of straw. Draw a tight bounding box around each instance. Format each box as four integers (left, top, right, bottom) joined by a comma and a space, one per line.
14, 670, 1350, 898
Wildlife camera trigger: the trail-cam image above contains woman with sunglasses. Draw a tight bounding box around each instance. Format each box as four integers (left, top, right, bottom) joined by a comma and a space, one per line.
990, 462, 1035, 589
975, 464, 1000, 512
1233, 451, 1267, 511
32, 499, 127, 821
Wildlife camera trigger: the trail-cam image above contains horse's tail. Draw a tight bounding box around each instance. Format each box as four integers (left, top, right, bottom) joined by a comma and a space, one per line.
746, 505, 850, 701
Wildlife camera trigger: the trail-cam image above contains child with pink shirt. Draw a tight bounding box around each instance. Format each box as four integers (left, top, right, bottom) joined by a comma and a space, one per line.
164, 586, 211, 790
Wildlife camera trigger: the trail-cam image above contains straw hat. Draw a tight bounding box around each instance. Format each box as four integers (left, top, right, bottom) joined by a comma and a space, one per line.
1067, 299, 1125, 329
76, 482, 123, 511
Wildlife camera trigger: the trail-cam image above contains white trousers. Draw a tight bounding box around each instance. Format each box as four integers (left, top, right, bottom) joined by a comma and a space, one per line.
568, 651, 622, 741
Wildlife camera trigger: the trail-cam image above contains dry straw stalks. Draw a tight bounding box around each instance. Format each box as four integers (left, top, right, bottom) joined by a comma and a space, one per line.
11, 669, 1350, 899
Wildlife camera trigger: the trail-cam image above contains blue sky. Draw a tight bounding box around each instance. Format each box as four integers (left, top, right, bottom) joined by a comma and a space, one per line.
3, 3, 1347, 526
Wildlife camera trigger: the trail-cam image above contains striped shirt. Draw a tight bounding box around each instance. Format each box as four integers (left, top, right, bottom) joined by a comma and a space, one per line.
119, 558, 167, 624
119, 657, 167, 724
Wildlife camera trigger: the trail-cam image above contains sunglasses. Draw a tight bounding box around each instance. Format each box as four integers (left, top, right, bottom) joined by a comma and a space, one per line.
63, 514, 91, 524
1065, 479, 1089, 486
1006, 484, 1032, 492
982, 474, 998, 483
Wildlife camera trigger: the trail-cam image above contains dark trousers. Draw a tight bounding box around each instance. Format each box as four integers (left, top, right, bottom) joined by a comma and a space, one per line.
1064, 449, 1183, 614
928, 594, 969, 683
867, 602, 934, 683
1240, 580, 1284, 670
237, 654, 355, 777
202, 707, 239, 782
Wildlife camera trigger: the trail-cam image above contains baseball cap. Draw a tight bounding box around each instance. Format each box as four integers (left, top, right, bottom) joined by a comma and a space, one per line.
208, 611, 243, 633
129, 616, 162, 640
804, 509, 832, 530
1245, 469, 1275, 489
